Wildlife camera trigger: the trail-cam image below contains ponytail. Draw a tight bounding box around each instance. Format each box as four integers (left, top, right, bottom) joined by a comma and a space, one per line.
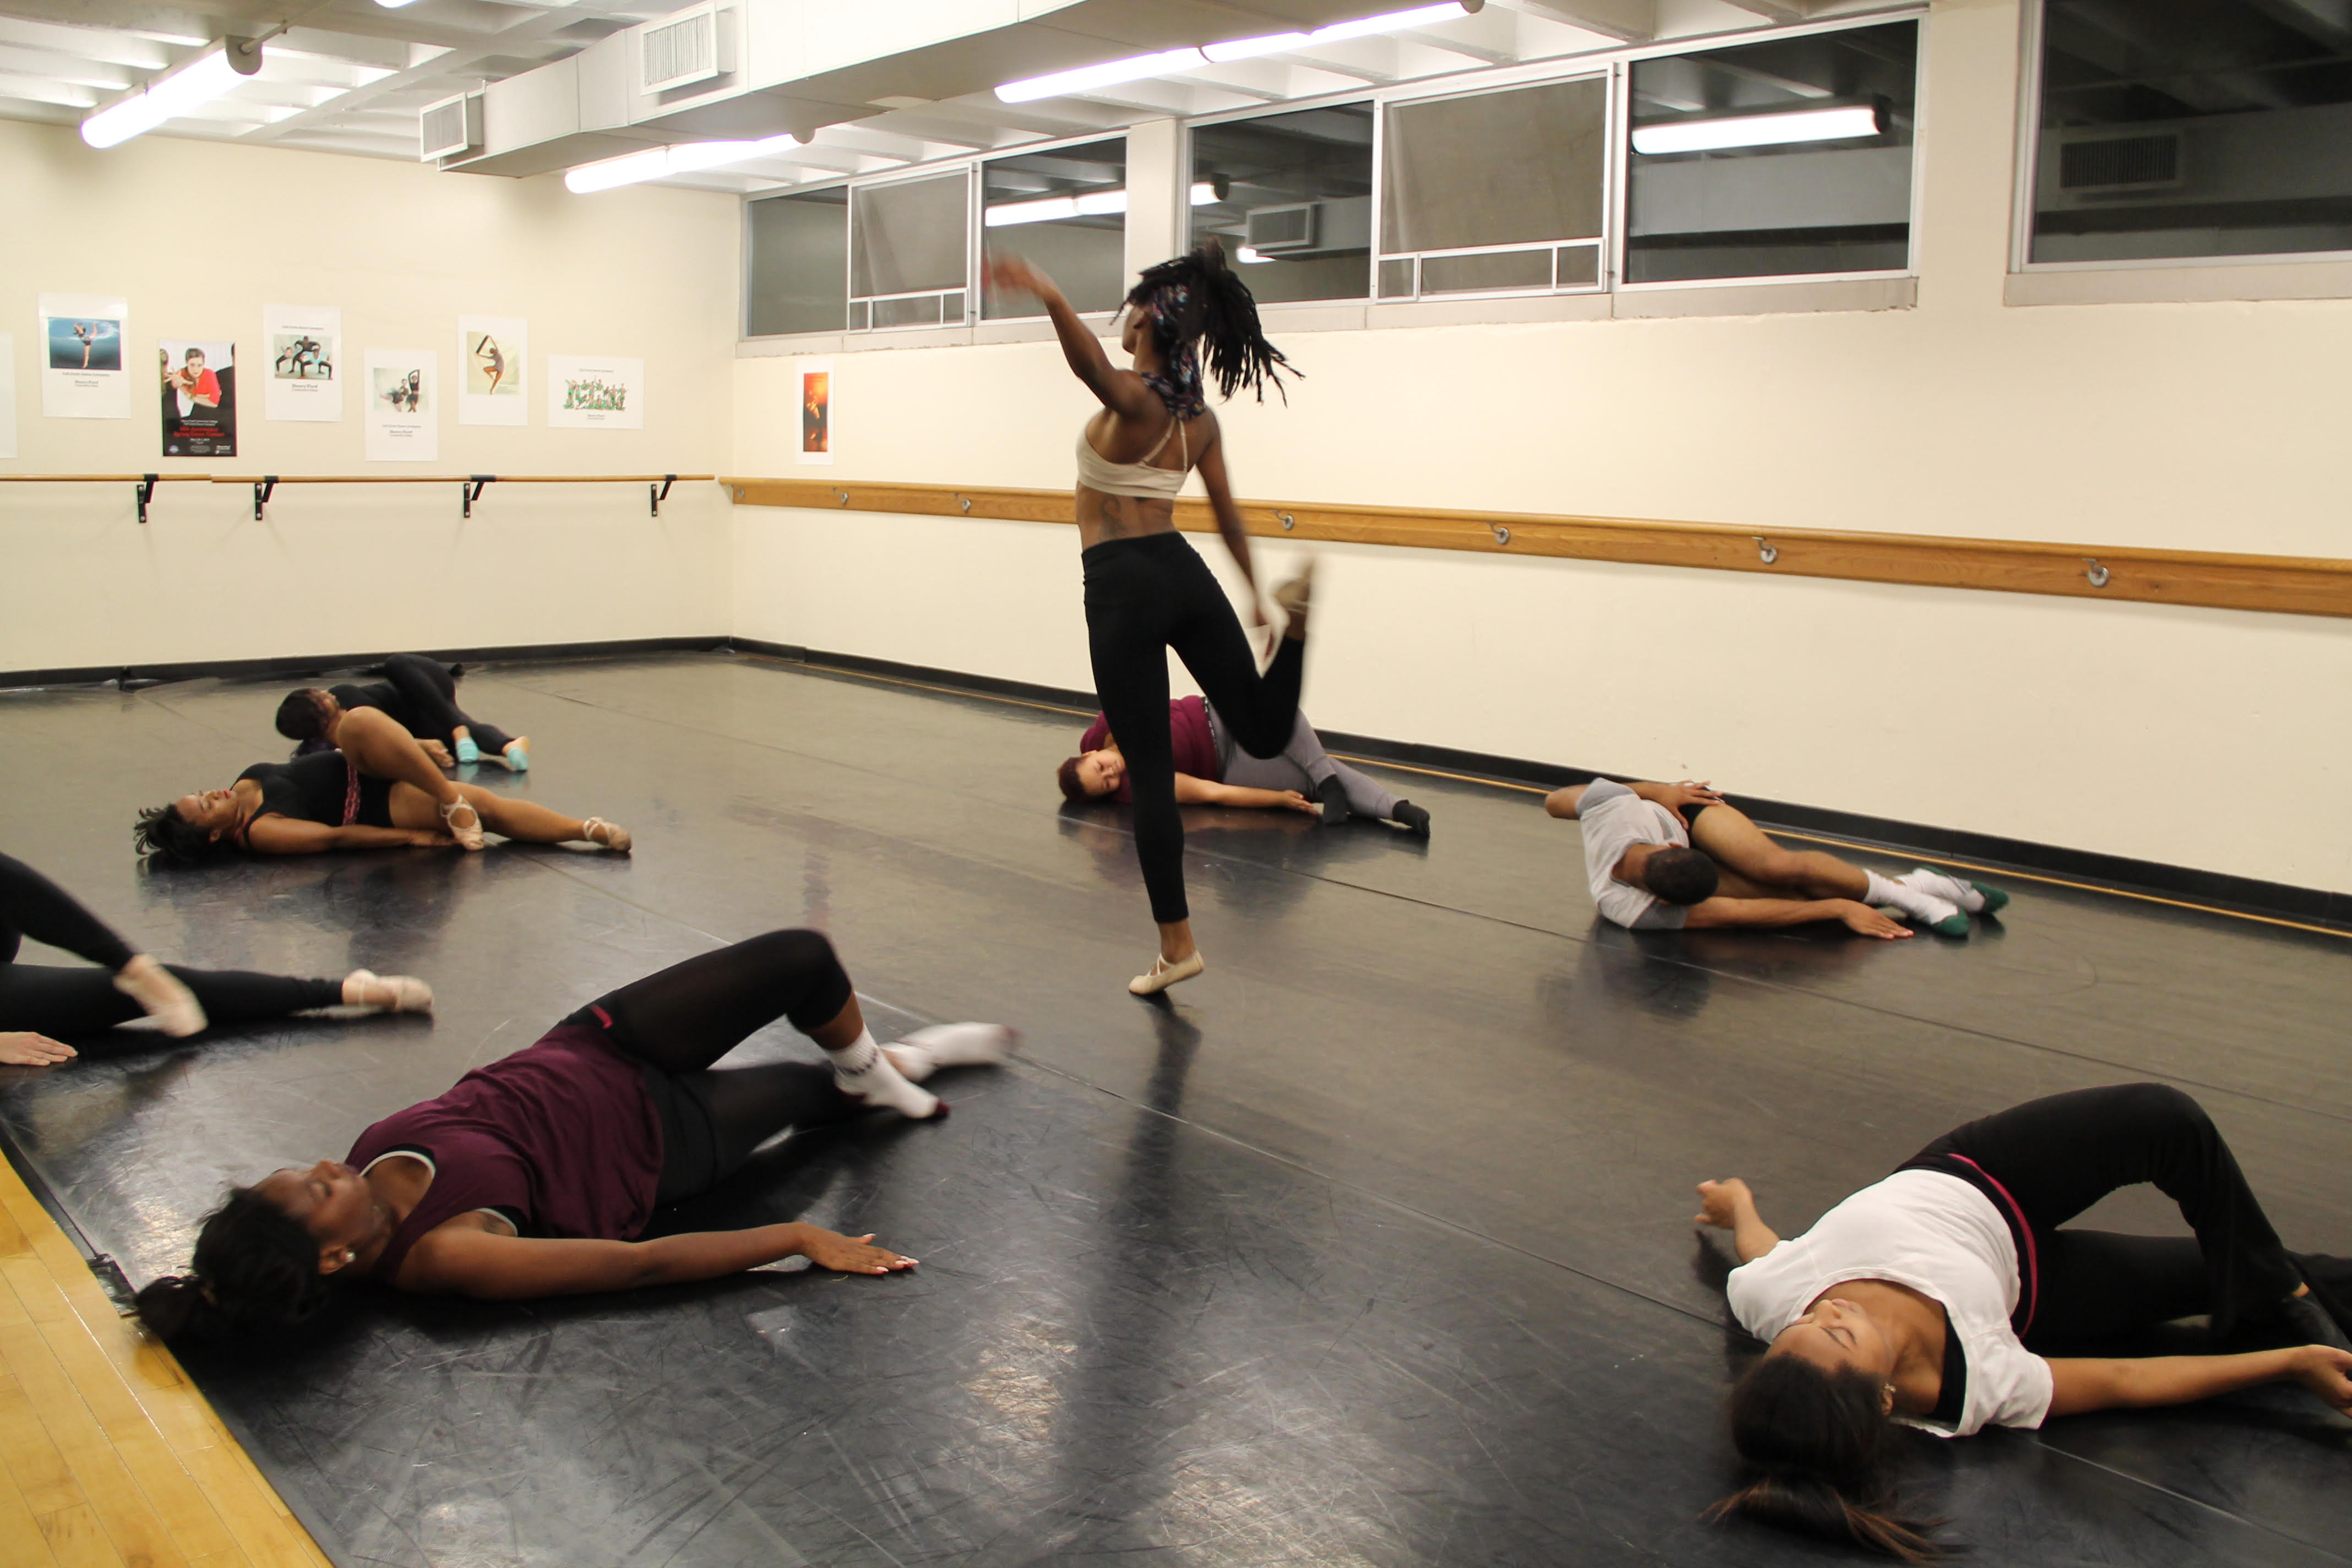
1711, 1355, 1943, 1562
1128, 239, 1296, 406
133, 1188, 338, 1344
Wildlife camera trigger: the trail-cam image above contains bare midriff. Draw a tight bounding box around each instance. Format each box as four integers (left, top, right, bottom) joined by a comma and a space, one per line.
1073, 406, 1212, 551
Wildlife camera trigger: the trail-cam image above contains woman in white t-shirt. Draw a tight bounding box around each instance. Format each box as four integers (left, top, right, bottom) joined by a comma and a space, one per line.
1696, 1082, 2352, 1560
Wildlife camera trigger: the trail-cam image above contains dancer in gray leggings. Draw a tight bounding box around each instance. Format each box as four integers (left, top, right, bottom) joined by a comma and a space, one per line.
1060, 697, 1430, 834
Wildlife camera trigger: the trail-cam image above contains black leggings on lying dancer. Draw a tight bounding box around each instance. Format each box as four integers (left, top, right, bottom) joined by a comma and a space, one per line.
343, 655, 515, 758
0, 852, 338, 1037
1085, 531, 1304, 924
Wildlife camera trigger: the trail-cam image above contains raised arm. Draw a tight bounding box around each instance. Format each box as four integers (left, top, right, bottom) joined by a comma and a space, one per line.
401, 1221, 915, 1300
1694, 1178, 1782, 1262
2047, 1346, 2352, 1417
986, 256, 1157, 418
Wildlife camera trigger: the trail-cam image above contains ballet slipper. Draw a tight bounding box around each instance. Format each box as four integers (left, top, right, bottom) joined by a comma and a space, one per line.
498, 739, 530, 772
439, 797, 487, 851
1129, 951, 1205, 996
580, 818, 631, 854
113, 954, 206, 1037
885, 1023, 1017, 1083
342, 971, 434, 1012
1271, 558, 1315, 630
453, 735, 481, 765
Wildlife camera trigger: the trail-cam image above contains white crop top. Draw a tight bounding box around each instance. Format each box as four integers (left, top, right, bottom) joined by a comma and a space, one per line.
1075, 415, 1190, 498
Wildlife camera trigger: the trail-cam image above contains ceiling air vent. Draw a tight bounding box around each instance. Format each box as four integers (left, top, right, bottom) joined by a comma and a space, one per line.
644, 2, 726, 94
420, 92, 481, 162
1246, 203, 1319, 253
2059, 133, 2180, 192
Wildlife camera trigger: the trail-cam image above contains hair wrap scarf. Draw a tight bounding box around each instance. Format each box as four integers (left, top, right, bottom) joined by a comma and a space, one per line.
1139, 283, 1207, 420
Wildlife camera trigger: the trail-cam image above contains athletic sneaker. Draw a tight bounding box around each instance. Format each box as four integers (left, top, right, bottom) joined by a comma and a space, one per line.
1903, 866, 2010, 917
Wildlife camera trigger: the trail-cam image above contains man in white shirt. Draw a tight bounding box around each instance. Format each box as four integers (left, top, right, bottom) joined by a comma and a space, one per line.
1543, 776, 2006, 935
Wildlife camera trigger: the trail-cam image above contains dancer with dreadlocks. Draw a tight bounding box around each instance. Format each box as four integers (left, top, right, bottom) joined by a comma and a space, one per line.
987, 242, 1313, 996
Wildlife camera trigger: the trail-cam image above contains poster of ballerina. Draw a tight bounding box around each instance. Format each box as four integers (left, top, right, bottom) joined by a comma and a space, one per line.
158, 338, 237, 458
39, 293, 130, 418
364, 347, 438, 461
263, 304, 341, 422
797, 357, 832, 465
546, 354, 643, 429
458, 315, 527, 427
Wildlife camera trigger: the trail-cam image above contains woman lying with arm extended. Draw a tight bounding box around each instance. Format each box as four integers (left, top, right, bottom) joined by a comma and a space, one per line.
1697, 1083, 2352, 1560
134, 930, 1015, 1341
277, 653, 528, 771
1058, 696, 1430, 835
135, 705, 627, 863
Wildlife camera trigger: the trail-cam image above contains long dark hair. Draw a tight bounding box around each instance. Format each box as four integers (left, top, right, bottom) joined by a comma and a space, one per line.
134, 803, 233, 865
1128, 239, 1294, 404
1712, 1356, 1942, 1562
133, 1187, 339, 1343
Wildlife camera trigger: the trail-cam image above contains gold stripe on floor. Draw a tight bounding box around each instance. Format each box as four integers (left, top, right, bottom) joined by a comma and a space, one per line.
0, 1154, 335, 1568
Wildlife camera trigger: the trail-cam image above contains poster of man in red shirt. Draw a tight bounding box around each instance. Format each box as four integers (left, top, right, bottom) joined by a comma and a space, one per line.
159, 339, 236, 457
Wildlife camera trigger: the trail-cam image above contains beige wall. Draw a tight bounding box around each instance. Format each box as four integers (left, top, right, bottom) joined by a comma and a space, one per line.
731, 0, 2352, 895
0, 119, 739, 671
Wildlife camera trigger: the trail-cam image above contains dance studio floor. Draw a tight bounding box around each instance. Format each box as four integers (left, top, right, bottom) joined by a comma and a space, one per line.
2, 651, 2347, 1567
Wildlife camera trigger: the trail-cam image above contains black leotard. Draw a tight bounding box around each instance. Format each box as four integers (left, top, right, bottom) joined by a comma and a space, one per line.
237, 753, 394, 832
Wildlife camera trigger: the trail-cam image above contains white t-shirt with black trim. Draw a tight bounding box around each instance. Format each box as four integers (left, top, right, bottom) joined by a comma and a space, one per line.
1724, 1168, 2054, 1438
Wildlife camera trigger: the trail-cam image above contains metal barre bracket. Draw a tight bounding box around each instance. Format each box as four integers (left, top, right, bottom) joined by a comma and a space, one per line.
1278, 511, 1294, 531
462, 476, 494, 519
1755, 537, 1779, 565
253, 477, 278, 521
2084, 558, 2110, 589
135, 475, 157, 525
650, 474, 677, 517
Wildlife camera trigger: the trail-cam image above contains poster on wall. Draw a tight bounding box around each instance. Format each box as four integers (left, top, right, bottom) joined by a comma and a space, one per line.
39, 293, 130, 419
364, 348, 438, 462
797, 357, 832, 465
263, 304, 341, 421
546, 354, 643, 429
158, 338, 237, 457
0, 334, 17, 459
459, 315, 527, 427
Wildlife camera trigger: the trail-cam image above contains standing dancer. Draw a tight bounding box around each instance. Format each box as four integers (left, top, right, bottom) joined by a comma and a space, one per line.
988, 242, 1311, 996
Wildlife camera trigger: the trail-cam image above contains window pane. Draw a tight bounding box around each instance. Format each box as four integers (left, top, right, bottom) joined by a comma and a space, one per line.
1383, 78, 1605, 254
2033, 0, 2352, 263
1626, 21, 1918, 284
1378, 257, 1415, 297
745, 187, 846, 336
1192, 103, 1374, 304
1556, 243, 1599, 287
852, 172, 968, 298
982, 138, 1128, 319
1420, 249, 1552, 295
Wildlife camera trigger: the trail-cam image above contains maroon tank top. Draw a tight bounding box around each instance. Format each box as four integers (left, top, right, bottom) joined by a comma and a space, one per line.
1079, 696, 1219, 802
345, 1020, 665, 1283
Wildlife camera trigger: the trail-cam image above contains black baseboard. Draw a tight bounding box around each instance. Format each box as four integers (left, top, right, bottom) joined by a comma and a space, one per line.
2, 637, 2340, 931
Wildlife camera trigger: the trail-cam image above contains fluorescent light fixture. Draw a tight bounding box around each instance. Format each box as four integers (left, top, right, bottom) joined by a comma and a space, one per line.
1203, 2, 1477, 62
1188, 180, 1219, 205
985, 187, 1131, 227
996, 46, 1207, 104
375, 0, 422, 9
1236, 245, 1270, 263
1631, 102, 1885, 156
564, 132, 799, 193
81, 44, 248, 148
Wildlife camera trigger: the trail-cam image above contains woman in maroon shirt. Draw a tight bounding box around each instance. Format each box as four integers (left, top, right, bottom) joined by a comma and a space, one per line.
134, 930, 1011, 1340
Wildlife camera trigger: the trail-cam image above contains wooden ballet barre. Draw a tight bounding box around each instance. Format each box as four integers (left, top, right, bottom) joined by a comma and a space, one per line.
1, 472, 210, 522
0, 472, 714, 521
722, 477, 2352, 622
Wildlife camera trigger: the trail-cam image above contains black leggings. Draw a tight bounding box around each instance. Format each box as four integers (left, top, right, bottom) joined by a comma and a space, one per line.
1083, 532, 1305, 924
0, 851, 341, 1037
358, 655, 515, 756
571, 930, 861, 1205
1909, 1083, 2303, 1344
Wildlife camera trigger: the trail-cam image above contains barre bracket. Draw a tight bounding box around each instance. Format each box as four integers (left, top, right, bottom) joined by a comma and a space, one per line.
462, 475, 495, 519
650, 474, 677, 518
135, 474, 157, 526
253, 476, 278, 521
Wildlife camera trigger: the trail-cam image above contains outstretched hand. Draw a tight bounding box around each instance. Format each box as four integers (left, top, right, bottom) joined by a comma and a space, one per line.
2291, 1345, 2352, 1414
985, 255, 1055, 302
0, 1031, 75, 1068
800, 1228, 918, 1276
1839, 902, 1913, 940
1693, 1178, 1755, 1230
1277, 790, 1319, 815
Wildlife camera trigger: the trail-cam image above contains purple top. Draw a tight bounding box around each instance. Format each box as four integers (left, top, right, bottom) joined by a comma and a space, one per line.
1079, 696, 1219, 802
346, 1017, 665, 1283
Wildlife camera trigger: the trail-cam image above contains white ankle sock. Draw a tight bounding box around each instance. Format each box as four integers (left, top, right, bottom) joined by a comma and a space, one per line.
827, 1028, 940, 1119
1864, 871, 1934, 920
888, 1023, 1014, 1082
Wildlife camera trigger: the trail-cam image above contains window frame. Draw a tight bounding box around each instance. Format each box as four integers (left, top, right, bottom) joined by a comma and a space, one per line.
974, 130, 1135, 324
2011, 0, 2352, 280
1183, 92, 1382, 307
845, 163, 976, 333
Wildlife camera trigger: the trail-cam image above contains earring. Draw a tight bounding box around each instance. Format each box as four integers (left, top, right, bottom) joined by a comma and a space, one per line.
343, 1250, 356, 1265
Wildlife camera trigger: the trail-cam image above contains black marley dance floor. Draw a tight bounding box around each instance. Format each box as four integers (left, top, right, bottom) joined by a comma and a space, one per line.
2, 652, 2348, 1566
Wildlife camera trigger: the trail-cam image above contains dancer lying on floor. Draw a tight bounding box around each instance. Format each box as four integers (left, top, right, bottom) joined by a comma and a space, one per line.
1545, 777, 2005, 937
135, 705, 627, 863
1700, 1083, 2352, 1561
1, 850, 428, 1067
134, 931, 1011, 1340
1057, 696, 1431, 835
987, 242, 1312, 998
279, 654, 528, 771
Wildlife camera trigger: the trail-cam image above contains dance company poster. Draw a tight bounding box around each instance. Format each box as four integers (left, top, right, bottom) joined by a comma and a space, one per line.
547, 354, 643, 430
797, 357, 832, 465
0, 335, 17, 459
459, 315, 526, 427
158, 338, 236, 458
364, 348, 438, 461
39, 293, 130, 419
263, 304, 341, 422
